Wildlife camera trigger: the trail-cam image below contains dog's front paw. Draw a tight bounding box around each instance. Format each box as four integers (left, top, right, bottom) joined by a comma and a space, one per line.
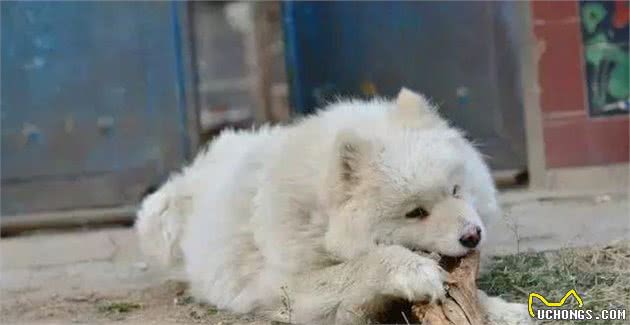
387, 256, 447, 303
375, 246, 447, 303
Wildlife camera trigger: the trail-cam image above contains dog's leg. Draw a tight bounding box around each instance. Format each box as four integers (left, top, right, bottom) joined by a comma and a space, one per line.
478, 290, 533, 325
273, 245, 446, 324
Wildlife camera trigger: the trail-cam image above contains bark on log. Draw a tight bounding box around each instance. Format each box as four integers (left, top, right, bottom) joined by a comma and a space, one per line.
411, 250, 485, 325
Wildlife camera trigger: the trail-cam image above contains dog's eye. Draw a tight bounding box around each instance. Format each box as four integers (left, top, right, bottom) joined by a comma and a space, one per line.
452, 185, 460, 197
405, 207, 429, 219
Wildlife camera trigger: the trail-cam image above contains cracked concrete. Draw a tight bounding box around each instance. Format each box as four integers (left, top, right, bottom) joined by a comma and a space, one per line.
2, 230, 117, 269
486, 190, 630, 255
0, 228, 176, 301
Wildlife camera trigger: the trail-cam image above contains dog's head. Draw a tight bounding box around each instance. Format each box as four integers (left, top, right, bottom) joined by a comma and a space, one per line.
324, 88, 493, 260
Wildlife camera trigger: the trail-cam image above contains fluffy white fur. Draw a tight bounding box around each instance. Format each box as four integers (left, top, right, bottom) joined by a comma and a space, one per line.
137, 88, 532, 324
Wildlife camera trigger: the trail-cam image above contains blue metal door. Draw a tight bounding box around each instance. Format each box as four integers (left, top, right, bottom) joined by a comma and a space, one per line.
282, 1, 527, 171
1, 2, 197, 215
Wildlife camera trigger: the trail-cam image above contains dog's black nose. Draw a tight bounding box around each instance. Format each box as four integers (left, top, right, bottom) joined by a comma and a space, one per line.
459, 226, 482, 248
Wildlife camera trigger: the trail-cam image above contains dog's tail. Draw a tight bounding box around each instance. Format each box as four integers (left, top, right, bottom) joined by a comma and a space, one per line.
135, 176, 191, 266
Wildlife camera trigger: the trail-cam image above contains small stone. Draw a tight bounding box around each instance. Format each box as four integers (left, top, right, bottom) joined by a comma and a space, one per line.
134, 262, 148, 271
65, 294, 92, 302
594, 194, 611, 204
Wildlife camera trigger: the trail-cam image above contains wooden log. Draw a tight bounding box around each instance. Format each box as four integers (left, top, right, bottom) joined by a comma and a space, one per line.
412, 250, 484, 325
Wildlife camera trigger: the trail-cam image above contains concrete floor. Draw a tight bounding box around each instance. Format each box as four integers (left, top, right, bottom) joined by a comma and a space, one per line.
1, 188, 628, 323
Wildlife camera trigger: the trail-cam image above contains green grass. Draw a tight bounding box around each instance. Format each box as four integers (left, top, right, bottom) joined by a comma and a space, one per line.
478, 241, 630, 324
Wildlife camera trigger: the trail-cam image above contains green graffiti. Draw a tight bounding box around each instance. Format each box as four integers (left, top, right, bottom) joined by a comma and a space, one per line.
584, 33, 610, 64
582, 3, 606, 34
608, 54, 628, 100
584, 34, 628, 106
581, 2, 629, 112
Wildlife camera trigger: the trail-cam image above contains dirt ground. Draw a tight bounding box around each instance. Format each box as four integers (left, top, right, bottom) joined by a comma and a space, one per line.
1, 189, 628, 324
1, 279, 269, 325
3, 241, 628, 324
0, 226, 271, 325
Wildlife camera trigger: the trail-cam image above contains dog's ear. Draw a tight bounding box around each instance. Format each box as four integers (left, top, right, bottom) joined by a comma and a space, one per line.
326, 130, 372, 206
396, 87, 434, 117
391, 87, 446, 128
337, 130, 371, 185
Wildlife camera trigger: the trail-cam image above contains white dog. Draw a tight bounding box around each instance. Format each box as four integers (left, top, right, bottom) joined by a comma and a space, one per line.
137, 88, 531, 324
